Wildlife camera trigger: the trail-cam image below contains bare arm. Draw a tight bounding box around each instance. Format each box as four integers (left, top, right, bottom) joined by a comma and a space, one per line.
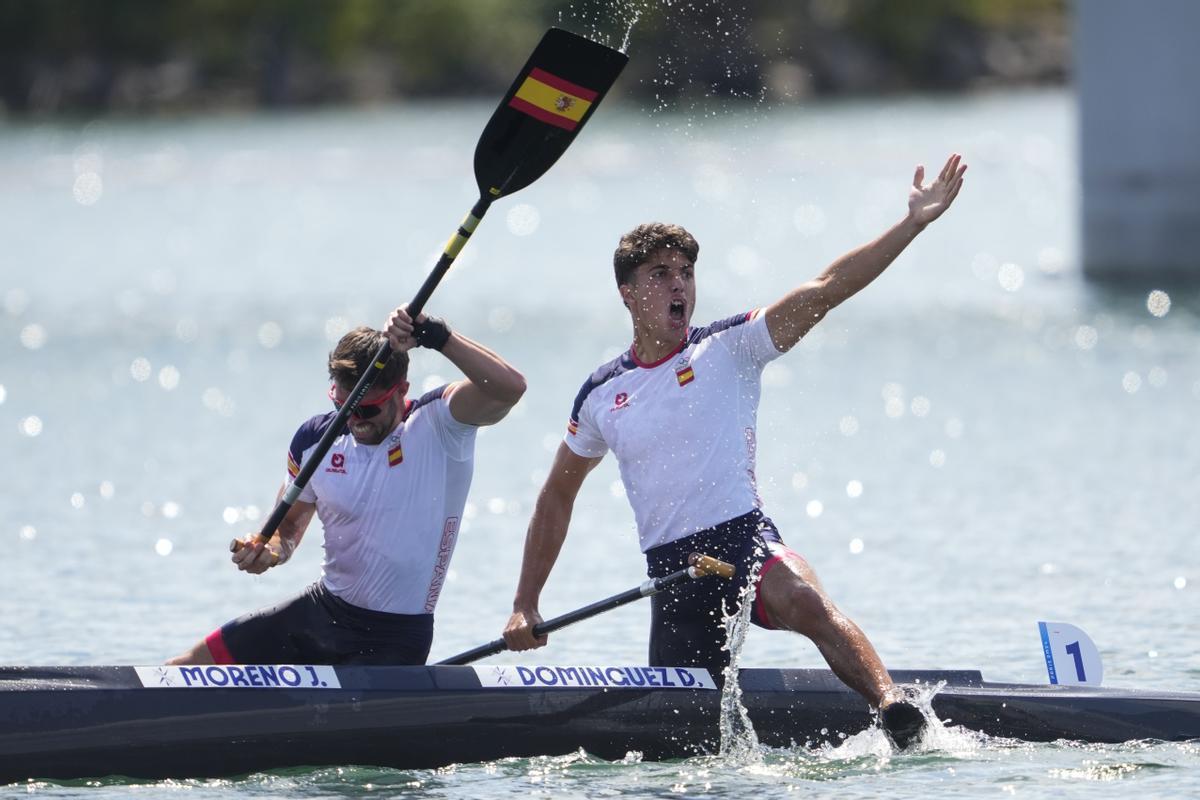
766, 153, 967, 352
231, 486, 316, 574
503, 443, 603, 650
385, 307, 526, 426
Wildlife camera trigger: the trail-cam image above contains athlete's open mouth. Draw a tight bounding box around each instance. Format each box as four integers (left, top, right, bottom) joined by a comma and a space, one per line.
669, 299, 686, 322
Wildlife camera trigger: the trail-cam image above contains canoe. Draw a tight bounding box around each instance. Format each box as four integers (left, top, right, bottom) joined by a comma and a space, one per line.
2, 663, 1197, 783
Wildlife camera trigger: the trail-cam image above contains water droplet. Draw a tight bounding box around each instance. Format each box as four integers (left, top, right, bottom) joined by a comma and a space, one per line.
69, 492, 84, 509
244, 506, 261, 522
848, 538, 864, 554
19, 525, 37, 541
4, 288, 29, 315
1148, 366, 1167, 388
610, 480, 627, 499
945, 418, 965, 439
1175, 576, 1187, 590
791, 472, 808, 490
222, 506, 241, 525
19, 416, 43, 437
1074, 325, 1098, 350
324, 316, 350, 343
99, 481, 114, 499
846, 480, 863, 498
929, 449, 946, 468
0, 384, 6, 404
838, 415, 859, 436
1121, 372, 1142, 394
162, 501, 181, 519
805, 500, 823, 518
155, 538, 174, 556
20, 323, 47, 350
487, 497, 506, 515
911, 396, 931, 417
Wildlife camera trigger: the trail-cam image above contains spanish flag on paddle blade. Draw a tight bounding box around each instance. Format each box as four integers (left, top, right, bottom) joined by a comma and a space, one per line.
474, 28, 627, 199
508, 68, 596, 131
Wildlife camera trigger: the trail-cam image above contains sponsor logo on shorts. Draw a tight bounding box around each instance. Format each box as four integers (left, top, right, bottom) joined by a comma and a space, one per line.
134, 664, 341, 689
474, 665, 715, 690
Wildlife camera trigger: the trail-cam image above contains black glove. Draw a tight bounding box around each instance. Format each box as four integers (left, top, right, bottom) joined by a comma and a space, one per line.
411, 315, 451, 351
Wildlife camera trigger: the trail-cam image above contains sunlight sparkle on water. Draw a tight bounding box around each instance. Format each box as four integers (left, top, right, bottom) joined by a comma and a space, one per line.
130, 357, 152, 382
73, 171, 103, 205
158, 365, 181, 390
997, 262, 1025, 292
506, 203, 540, 236
257, 322, 283, 348
1147, 290, 1171, 317
19, 323, 46, 349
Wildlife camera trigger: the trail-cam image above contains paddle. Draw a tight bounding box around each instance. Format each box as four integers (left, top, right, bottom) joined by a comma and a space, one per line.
236, 29, 628, 554
436, 553, 736, 666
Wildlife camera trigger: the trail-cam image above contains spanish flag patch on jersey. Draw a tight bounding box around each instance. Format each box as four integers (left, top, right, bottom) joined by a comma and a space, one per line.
388, 444, 403, 467
676, 366, 695, 387
286, 453, 300, 478
508, 68, 597, 131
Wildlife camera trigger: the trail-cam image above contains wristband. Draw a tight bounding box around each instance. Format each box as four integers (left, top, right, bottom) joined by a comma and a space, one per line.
412, 315, 451, 351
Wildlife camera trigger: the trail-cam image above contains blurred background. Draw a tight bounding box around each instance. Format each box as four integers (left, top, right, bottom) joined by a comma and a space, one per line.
0, 0, 1067, 113
0, 0, 1195, 692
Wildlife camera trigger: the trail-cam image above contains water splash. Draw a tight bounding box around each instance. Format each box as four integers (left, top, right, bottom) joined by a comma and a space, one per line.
717, 557, 762, 761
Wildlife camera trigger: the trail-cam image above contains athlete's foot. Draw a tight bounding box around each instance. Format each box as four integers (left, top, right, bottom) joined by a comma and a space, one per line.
880, 699, 926, 750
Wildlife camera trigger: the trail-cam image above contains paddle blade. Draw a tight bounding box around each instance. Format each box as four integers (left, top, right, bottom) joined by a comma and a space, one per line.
474, 28, 628, 199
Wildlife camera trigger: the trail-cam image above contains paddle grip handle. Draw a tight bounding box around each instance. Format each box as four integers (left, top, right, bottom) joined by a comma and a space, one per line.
688, 553, 736, 579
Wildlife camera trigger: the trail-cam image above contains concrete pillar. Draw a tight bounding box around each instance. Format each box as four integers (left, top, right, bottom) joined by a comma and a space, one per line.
1076, 0, 1200, 281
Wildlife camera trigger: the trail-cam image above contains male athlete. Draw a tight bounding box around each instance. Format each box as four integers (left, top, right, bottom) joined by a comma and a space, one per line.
170, 305, 525, 665
503, 154, 967, 748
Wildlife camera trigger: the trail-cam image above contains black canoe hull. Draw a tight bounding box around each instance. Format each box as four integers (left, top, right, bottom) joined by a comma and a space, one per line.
2, 666, 1198, 783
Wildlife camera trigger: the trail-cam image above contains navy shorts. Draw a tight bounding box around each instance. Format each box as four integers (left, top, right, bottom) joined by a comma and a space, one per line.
644, 510, 796, 677
206, 582, 434, 665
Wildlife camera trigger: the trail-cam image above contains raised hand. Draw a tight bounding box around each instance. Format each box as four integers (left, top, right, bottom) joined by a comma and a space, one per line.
908, 153, 967, 227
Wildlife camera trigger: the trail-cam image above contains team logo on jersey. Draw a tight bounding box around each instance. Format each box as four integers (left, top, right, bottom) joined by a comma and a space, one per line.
387, 443, 403, 467
610, 392, 631, 412
567, 418, 579, 435
286, 452, 300, 478
326, 452, 347, 474
676, 366, 695, 387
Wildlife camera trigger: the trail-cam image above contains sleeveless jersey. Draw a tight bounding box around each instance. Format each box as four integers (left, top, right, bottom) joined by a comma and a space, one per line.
287, 386, 476, 614
565, 310, 783, 551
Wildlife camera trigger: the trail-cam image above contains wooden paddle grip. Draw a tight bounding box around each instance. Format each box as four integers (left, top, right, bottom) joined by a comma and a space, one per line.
688, 552, 736, 579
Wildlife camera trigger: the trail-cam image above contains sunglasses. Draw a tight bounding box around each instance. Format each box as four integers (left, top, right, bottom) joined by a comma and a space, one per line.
328, 382, 402, 420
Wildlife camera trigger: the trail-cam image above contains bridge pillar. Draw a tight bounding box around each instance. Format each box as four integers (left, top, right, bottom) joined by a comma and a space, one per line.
1076, 0, 1200, 282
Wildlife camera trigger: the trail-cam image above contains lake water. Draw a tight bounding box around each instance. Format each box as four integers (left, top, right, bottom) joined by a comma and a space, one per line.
1, 88, 1198, 796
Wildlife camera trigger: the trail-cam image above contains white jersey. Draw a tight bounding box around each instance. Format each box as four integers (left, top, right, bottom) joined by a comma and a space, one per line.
565, 310, 783, 551
287, 386, 476, 614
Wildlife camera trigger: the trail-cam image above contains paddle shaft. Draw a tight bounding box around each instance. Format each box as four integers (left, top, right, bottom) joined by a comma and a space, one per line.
239, 28, 628, 550
437, 556, 735, 666
254, 196, 493, 542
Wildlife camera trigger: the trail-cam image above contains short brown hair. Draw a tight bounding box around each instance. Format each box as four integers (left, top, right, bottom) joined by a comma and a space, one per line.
613, 222, 699, 287
328, 326, 408, 389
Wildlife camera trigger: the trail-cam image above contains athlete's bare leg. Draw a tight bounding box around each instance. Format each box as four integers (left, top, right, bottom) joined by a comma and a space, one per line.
165, 640, 216, 666
758, 552, 902, 709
